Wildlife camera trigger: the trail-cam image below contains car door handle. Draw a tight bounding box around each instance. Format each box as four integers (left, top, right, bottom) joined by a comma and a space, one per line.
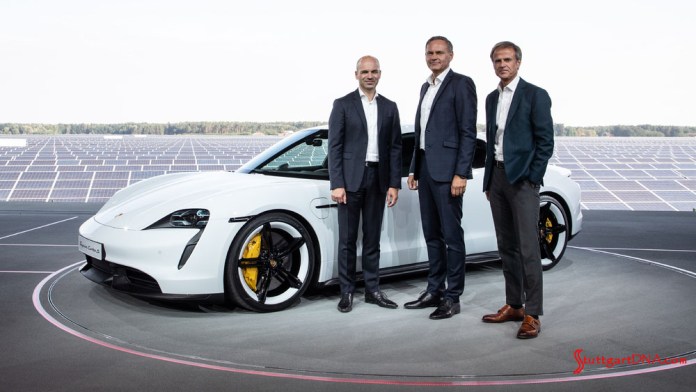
315, 204, 338, 209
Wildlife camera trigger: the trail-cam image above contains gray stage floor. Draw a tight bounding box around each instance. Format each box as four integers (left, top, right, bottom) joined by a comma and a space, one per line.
1, 203, 695, 391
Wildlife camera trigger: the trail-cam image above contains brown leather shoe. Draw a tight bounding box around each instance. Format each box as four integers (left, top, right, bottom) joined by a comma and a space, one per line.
517, 315, 541, 339
482, 304, 525, 323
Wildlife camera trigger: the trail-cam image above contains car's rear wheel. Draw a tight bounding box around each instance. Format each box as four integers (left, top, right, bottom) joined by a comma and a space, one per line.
225, 212, 315, 312
539, 195, 569, 271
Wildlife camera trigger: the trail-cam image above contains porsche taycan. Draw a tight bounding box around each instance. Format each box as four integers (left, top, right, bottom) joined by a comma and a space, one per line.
78, 127, 582, 312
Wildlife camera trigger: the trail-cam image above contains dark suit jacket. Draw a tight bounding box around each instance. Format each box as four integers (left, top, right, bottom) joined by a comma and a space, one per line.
409, 70, 478, 182
328, 89, 402, 193
482, 78, 554, 190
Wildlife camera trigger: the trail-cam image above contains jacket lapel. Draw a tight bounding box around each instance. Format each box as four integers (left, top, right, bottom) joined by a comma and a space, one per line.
351, 89, 368, 133
430, 71, 452, 111
376, 95, 384, 134
415, 82, 428, 132
423, 71, 453, 130
418, 82, 429, 104
488, 91, 500, 138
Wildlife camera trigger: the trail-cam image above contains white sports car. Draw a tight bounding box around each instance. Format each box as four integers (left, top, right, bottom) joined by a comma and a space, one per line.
78, 127, 582, 312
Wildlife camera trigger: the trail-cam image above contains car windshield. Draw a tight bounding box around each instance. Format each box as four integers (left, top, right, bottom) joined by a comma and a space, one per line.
252, 130, 330, 179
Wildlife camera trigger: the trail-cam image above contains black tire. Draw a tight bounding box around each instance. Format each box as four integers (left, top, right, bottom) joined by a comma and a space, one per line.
539, 195, 569, 271
225, 212, 315, 312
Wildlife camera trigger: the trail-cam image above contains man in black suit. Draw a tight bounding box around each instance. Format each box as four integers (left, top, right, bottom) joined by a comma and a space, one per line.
328, 55, 402, 313
481, 41, 554, 339
403, 36, 478, 319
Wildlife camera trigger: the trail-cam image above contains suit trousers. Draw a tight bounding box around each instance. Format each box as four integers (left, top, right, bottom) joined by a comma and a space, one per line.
337, 166, 386, 294
489, 165, 543, 315
417, 154, 466, 301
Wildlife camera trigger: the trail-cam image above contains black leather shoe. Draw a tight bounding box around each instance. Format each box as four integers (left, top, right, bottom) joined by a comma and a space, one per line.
429, 298, 460, 320
365, 291, 398, 309
404, 291, 441, 309
337, 293, 353, 313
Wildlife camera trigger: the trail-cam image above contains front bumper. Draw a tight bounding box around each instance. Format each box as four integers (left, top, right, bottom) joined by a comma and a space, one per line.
77, 217, 235, 296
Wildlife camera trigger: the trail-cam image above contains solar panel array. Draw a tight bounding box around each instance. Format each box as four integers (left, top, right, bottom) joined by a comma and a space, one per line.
552, 137, 696, 211
0, 135, 278, 203
1, 134, 696, 210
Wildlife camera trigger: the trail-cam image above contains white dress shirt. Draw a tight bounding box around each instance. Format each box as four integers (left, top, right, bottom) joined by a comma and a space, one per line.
420, 68, 451, 149
359, 88, 379, 162
494, 75, 520, 162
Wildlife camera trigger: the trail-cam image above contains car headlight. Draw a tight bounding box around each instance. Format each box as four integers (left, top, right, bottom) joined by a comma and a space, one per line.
170, 209, 210, 228
147, 209, 210, 229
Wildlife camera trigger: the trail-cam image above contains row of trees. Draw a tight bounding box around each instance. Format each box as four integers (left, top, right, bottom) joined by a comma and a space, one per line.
0, 121, 325, 136
1, 122, 695, 137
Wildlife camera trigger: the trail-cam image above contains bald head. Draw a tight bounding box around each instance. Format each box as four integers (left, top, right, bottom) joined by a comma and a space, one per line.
356, 55, 380, 71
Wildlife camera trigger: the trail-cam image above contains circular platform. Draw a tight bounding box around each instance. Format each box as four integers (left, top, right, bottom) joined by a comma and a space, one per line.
34, 247, 696, 386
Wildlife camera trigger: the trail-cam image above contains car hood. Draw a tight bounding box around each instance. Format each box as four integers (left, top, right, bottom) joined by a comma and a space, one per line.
94, 171, 302, 230
546, 164, 572, 177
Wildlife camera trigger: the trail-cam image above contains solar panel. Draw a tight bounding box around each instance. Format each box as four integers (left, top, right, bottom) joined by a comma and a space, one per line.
620, 170, 652, 179
10, 189, 50, 199
644, 170, 682, 179
612, 191, 661, 202
626, 203, 676, 211
15, 180, 55, 189
95, 172, 130, 179
604, 163, 633, 170
20, 172, 58, 180
54, 180, 91, 188
131, 171, 165, 180
601, 180, 646, 190
676, 170, 696, 178
198, 165, 225, 171
669, 202, 696, 211
50, 189, 89, 199
585, 170, 623, 178
679, 180, 696, 189
578, 191, 621, 202
575, 180, 604, 190
654, 191, 696, 202
88, 188, 120, 198
85, 165, 115, 172
628, 163, 654, 169
56, 172, 90, 181
638, 180, 688, 190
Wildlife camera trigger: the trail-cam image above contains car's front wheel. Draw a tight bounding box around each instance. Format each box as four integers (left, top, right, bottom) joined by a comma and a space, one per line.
539, 195, 569, 271
225, 212, 315, 312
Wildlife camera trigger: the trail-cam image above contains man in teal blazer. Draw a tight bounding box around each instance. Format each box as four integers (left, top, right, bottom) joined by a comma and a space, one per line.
482, 41, 554, 339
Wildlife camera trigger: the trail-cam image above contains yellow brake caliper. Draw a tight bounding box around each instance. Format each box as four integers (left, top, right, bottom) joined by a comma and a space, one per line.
544, 218, 553, 243
242, 233, 262, 291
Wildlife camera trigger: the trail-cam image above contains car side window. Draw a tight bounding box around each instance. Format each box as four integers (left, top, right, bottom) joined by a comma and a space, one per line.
255, 132, 329, 179
398, 134, 485, 174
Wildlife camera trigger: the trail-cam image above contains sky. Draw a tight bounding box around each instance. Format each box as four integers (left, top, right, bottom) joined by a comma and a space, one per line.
1, 0, 694, 127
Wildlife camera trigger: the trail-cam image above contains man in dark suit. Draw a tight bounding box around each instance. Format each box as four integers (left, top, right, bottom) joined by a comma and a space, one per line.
481, 41, 554, 339
328, 55, 402, 313
403, 36, 478, 320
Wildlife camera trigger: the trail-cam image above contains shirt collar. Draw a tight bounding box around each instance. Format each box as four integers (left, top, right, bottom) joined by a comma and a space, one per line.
358, 88, 379, 102
426, 67, 451, 86
498, 75, 521, 94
